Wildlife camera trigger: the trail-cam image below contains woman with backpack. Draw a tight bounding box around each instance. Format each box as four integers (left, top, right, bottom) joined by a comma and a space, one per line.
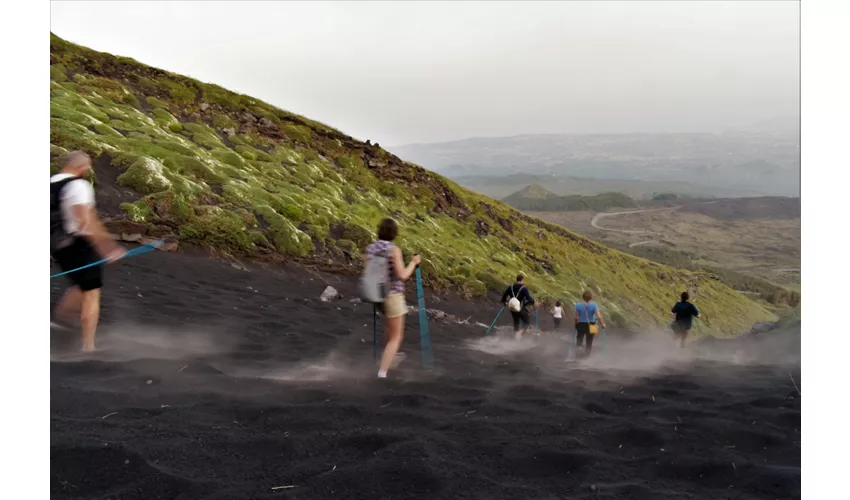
574, 291, 606, 357
364, 218, 420, 379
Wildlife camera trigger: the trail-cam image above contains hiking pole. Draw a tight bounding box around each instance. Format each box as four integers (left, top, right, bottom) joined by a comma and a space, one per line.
601, 327, 607, 353
51, 240, 163, 279
414, 257, 434, 368
694, 317, 706, 336
373, 305, 378, 360
485, 307, 505, 336
535, 309, 540, 336
567, 330, 577, 360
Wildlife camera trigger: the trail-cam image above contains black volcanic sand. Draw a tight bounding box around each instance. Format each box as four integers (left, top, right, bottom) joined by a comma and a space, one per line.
51, 251, 801, 500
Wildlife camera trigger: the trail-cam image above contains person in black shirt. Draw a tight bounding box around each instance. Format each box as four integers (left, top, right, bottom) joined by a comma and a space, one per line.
671, 291, 701, 348
501, 274, 535, 341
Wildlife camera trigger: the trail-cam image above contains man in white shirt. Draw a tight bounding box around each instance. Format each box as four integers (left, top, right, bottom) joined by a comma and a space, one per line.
50, 151, 125, 352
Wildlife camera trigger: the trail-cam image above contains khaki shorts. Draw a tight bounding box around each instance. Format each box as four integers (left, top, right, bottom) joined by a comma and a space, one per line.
384, 292, 408, 319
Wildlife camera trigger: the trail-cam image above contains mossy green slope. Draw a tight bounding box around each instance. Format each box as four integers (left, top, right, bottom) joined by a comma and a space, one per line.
49, 33, 775, 335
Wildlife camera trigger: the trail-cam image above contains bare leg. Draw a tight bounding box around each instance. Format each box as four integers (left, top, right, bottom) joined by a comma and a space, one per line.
80, 289, 101, 352
54, 287, 82, 323
378, 314, 405, 376
514, 326, 527, 341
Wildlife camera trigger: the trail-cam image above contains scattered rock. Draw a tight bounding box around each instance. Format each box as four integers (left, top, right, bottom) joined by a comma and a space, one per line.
590, 484, 598, 493
498, 217, 514, 232
258, 117, 275, 129
320, 286, 340, 302
104, 220, 149, 236
428, 309, 448, 322
200, 103, 210, 112
367, 158, 388, 169
121, 233, 143, 243
349, 298, 362, 304
222, 127, 236, 136
750, 322, 775, 334
159, 241, 179, 252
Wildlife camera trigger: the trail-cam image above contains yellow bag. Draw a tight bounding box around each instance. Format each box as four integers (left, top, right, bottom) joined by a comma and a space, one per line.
589, 324, 599, 335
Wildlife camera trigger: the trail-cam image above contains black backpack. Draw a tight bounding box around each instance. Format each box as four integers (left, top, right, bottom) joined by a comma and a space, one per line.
50, 177, 78, 254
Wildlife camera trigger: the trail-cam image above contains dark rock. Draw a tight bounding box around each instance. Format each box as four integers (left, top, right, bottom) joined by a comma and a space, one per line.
474, 219, 490, 237
498, 217, 513, 232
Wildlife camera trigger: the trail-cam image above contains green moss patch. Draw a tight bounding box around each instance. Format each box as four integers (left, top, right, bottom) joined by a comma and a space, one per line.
49, 32, 777, 335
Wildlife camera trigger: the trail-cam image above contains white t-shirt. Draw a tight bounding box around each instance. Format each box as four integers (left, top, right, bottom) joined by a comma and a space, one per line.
553, 306, 563, 319
51, 174, 95, 235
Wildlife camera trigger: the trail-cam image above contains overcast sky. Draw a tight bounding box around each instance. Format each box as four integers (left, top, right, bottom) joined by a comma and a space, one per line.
50, 1, 799, 145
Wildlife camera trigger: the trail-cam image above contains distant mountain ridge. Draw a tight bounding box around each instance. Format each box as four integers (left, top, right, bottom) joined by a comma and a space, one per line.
390, 130, 800, 197
503, 184, 636, 212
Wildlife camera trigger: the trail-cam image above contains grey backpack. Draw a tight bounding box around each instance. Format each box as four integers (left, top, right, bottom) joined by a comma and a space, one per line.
360, 246, 390, 303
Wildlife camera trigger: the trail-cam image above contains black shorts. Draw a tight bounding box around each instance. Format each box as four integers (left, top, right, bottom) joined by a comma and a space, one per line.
554, 317, 562, 329
52, 237, 104, 291
510, 308, 530, 331
671, 321, 691, 337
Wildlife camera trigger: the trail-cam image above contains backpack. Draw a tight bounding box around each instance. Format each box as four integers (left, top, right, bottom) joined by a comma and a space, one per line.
360, 244, 391, 303
50, 177, 78, 255
508, 285, 524, 312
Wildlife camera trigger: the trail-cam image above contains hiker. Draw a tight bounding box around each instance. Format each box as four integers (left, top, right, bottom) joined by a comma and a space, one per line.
552, 301, 563, 331
501, 274, 535, 341
50, 151, 125, 352
574, 291, 605, 357
364, 218, 420, 379
671, 291, 701, 348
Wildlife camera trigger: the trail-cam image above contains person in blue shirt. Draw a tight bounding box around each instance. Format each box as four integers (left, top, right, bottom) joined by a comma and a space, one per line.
574, 291, 605, 357
671, 291, 701, 348
501, 274, 535, 341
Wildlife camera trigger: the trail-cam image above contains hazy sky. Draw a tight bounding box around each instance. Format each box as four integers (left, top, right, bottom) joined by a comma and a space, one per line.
50, 1, 799, 145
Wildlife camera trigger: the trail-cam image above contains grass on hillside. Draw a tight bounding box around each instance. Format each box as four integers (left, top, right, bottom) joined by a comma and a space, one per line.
48, 33, 776, 335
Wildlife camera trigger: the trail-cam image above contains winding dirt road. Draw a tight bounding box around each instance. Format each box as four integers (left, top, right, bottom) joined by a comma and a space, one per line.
590, 206, 682, 234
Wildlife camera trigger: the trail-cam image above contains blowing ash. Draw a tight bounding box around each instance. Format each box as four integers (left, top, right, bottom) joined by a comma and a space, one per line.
463, 323, 800, 383
50, 322, 237, 363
